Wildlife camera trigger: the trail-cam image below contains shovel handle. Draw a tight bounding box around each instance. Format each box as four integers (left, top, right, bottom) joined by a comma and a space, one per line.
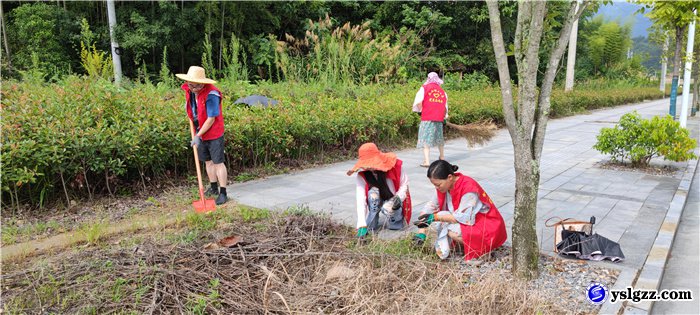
188, 118, 206, 202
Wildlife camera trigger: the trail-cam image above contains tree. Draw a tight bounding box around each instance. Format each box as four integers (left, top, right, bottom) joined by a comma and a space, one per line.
106, 0, 122, 84
637, 0, 700, 117
1, 2, 11, 70
588, 18, 633, 74
7, 2, 79, 79
486, 0, 592, 279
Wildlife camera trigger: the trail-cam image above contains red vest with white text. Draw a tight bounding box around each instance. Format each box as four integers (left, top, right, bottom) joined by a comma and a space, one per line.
420, 82, 447, 121
182, 83, 224, 140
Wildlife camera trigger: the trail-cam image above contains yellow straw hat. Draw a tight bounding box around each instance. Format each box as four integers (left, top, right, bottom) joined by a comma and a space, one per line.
176, 66, 217, 84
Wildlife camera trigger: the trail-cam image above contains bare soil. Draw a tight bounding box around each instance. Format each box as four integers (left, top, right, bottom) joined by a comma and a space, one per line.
595, 160, 681, 177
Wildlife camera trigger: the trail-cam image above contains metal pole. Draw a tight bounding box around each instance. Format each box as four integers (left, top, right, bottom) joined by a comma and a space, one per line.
564, 0, 581, 92
679, 9, 696, 128
107, 0, 122, 84
660, 35, 668, 94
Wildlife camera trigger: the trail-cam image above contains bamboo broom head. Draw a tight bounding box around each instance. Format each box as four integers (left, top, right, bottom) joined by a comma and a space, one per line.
445, 120, 498, 148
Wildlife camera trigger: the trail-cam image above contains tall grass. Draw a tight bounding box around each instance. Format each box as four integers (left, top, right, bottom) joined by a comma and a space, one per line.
275, 14, 413, 84
221, 34, 249, 82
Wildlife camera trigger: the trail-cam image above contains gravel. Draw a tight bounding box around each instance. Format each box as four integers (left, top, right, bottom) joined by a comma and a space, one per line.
458, 245, 620, 314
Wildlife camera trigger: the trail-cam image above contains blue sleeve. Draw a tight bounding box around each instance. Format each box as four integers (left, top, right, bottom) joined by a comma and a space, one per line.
205, 94, 221, 117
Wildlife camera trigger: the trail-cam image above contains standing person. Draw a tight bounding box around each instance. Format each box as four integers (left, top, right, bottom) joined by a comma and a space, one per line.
413, 72, 449, 167
346, 143, 412, 241
176, 66, 228, 205
413, 160, 506, 262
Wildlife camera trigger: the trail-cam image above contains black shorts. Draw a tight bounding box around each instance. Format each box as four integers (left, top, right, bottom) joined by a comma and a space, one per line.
197, 135, 225, 164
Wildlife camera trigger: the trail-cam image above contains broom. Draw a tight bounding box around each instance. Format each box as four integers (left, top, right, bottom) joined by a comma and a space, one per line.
445, 120, 498, 148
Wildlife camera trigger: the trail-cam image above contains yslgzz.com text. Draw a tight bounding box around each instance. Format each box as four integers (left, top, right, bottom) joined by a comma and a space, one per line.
609, 287, 694, 303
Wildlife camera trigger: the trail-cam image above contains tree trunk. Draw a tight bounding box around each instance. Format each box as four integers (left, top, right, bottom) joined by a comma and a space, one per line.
219, 1, 225, 72
660, 35, 669, 94
107, 0, 123, 84
511, 140, 541, 280
672, 26, 685, 78
0, 2, 11, 70
487, 0, 589, 280
670, 25, 686, 117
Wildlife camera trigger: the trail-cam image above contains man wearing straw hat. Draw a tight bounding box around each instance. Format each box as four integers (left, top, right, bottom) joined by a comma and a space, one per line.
346, 143, 412, 241
177, 66, 228, 205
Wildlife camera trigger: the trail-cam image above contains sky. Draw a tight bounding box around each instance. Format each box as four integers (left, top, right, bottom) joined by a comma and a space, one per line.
595, 1, 653, 38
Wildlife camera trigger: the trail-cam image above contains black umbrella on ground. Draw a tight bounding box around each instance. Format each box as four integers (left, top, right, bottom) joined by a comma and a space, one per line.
556, 229, 585, 256
579, 233, 625, 262
233, 95, 279, 108
557, 231, 625, 262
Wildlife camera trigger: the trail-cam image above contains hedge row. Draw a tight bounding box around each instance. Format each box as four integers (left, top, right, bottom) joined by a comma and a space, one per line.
1, 77, 663, 207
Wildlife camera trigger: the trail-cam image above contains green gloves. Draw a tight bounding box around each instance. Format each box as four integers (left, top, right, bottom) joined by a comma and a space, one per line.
413, 213, 435, 228
357, 227, 368, 238
413, 233, 426, 246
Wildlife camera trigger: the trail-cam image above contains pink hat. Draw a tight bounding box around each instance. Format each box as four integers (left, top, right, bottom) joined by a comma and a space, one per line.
424, 72, 443, 85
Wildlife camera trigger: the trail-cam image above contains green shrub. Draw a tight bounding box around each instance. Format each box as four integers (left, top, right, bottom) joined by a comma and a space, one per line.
442, 72, 492, 91
79, 18, 112, 80
594, 112, 697, 166
1, 76, 186, 208
1, 77, 664, 208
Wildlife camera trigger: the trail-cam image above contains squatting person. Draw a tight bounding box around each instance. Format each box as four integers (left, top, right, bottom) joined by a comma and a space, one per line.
414, 160, 506, 262
347, 143, 412, 241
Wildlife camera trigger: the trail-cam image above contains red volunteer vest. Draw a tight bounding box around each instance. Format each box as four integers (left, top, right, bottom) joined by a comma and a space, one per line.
435, 173, 507, 261
420, 82, 447, 121
182, 83, 225, 140
359, 159, 413, 224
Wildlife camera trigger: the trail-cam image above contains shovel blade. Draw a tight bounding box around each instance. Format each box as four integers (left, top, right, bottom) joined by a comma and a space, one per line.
192, 198, 216, 213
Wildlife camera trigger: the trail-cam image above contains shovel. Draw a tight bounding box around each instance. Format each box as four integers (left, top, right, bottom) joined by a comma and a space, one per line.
189, 118, 216, 213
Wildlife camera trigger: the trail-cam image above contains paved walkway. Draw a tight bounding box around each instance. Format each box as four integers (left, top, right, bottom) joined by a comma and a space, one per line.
653, 160, 700, 314
230, 98, 698, 273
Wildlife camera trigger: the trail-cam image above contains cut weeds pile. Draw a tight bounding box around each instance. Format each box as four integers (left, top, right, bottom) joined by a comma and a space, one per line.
2, 209, 610, 314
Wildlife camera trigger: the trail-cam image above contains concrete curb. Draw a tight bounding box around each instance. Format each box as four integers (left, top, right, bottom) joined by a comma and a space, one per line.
598, 264, 640, 315
621, 149, 700, 314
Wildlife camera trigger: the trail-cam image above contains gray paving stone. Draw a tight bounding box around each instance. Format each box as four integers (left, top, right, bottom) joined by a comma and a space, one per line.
624, 305, 649, 314
545, 191, 574, 201
567, 194, 594, 205
222, 100, 695, 301
613, 200, 644, 211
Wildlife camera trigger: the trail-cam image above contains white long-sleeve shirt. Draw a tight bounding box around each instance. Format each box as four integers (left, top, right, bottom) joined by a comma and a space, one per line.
355, 170, 409, 229
420, 192, 488, 226
412, 87, 449, 117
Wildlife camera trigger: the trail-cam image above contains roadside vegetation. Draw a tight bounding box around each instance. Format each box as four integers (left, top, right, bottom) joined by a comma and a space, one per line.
595, 111, 697, 166
2, 207, 598, 314
1, 2, 671, 211
0, 2, 686, 312
2, 77, 663, 211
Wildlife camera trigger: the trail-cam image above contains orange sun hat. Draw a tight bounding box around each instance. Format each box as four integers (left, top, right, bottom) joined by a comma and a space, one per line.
347, 143, 397, 175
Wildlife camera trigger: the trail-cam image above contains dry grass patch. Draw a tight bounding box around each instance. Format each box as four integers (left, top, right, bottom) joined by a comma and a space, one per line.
2, 212, 570, 314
